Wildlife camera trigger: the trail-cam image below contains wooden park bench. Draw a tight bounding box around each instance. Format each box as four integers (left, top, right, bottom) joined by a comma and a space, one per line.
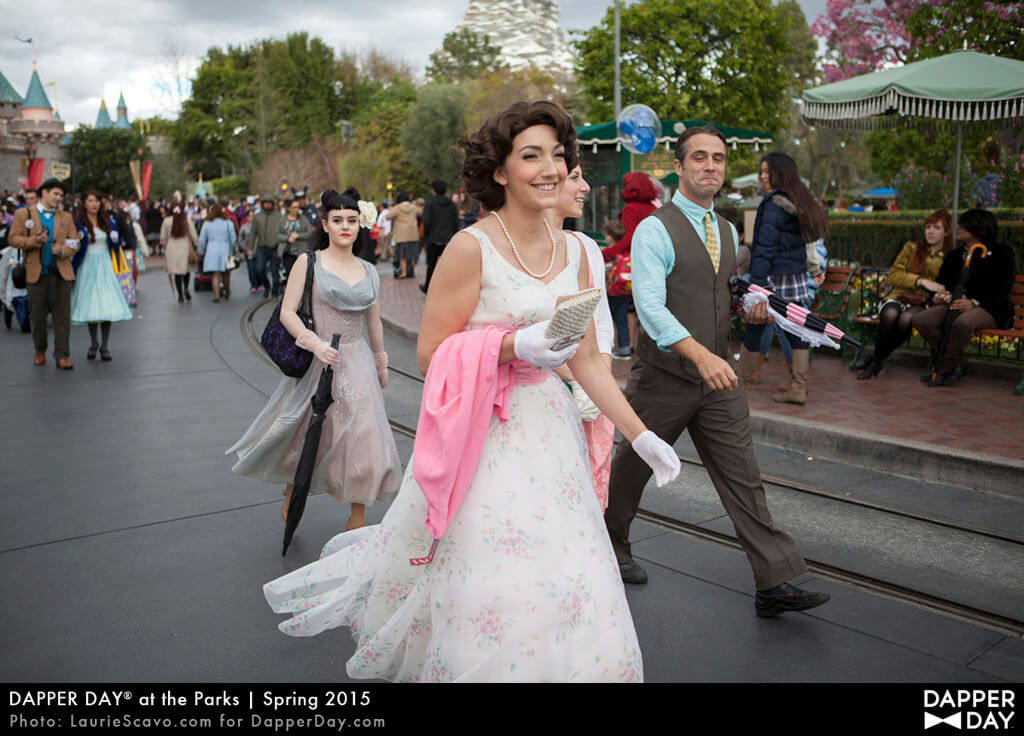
850, 272, 1024, 394
810, 265, 860, 359
975, 273, 1024, 395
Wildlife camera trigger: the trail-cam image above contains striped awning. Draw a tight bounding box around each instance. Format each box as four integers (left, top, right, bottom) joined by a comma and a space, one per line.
802, 50, 1024, 128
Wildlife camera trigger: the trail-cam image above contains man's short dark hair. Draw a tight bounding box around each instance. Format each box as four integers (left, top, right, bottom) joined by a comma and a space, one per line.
674, 125, 728, 161
39, 178, 65, 193
431, 179, 447, 195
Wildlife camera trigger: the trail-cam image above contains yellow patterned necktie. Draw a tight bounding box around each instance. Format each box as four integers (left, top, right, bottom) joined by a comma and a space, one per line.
703, 212, 720, 274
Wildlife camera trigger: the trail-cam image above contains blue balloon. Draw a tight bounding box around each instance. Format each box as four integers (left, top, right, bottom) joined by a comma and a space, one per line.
617, 104, 661, 154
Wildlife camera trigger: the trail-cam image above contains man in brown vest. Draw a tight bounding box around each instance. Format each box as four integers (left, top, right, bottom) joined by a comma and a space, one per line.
9, 178, 78, 369
604, 127, 829, 617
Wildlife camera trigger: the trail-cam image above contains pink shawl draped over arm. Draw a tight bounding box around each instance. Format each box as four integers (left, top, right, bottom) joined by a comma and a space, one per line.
413, 326, 516, 540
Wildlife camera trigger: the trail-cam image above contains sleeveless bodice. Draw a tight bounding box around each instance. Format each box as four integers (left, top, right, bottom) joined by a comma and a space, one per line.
462, 226, 582, 331
87, 227, 108, 254
311, 257, 379, 345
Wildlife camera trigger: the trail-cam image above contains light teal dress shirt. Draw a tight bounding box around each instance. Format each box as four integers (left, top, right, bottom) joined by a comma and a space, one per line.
630, 189, 740, 351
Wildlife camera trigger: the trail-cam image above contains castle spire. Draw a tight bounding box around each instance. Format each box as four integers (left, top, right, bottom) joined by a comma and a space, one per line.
95, 98, 112, 129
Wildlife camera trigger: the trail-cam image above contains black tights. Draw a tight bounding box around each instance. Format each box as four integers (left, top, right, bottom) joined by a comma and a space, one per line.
871, 303, 921, 364
174, 274, 191, 298
87, 321, 111, 349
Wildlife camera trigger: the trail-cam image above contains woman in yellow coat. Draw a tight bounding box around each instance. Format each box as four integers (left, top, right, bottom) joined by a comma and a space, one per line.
857, 209, 953, 379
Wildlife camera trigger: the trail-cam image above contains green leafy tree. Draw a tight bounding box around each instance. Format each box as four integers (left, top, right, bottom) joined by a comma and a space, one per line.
173, 33, 346, 179
573, 0, 794, 132
426, 29, 504, 83
345, 79, 421, 199
174, 44, 258, 178
70, 127, 147, 197
462, 65, 576, 131
264, 33, 343, 148
402, 84, 466, 191
752, 1, 828, 190
907, 0, 1022, 61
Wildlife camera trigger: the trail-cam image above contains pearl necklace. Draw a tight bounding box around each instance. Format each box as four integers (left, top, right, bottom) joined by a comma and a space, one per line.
493, 211, 558, 280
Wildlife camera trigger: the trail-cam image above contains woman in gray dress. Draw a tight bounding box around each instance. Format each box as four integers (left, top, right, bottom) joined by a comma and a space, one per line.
228, 191, 401, 531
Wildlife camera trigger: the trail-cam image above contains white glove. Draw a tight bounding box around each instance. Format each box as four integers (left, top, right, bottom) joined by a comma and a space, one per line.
513, 320, 580, 370
373, 351, 388, 389
295, 329, 339, 365
569, 380, 600, 421
631, 430, 681, 487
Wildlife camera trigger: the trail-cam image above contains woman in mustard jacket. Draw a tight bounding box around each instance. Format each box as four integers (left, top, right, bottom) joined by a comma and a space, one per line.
857, 209, 953, 379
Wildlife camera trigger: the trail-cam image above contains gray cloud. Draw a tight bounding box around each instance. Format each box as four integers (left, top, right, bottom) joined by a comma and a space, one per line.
1, 0, 826, 129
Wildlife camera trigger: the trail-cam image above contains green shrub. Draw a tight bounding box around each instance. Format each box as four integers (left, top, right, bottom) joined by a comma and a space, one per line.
208, 176, 251, 199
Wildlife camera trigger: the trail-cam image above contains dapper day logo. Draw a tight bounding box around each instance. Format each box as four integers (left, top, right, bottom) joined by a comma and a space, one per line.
924, 689, 1016, 730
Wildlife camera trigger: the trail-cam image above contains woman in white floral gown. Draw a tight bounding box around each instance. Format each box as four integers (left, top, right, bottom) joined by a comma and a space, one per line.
264, 101, 680, 682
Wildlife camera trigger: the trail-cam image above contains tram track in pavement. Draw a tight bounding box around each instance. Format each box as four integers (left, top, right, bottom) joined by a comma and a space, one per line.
240, 303, 1024, 637
384, 364, 1024, 638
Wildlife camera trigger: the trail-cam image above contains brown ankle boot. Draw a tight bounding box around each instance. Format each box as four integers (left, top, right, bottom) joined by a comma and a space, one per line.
773, 350, 808, 405
777, 361, 793, 391
739, 347, 764, 385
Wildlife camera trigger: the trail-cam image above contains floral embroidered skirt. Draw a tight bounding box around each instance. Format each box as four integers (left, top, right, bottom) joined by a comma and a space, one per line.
264, 376, 643, 682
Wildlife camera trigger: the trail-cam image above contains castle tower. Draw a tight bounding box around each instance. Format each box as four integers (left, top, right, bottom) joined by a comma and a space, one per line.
95, 99, 112, 129
0, 67, 22, 115
3, 64, 66, 184
114, 90, 131, 129
20, 68, 53, 123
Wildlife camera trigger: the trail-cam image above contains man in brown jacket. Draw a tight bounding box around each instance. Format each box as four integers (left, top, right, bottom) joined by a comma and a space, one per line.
10, 178, 79, 369
604, 128, 829, 617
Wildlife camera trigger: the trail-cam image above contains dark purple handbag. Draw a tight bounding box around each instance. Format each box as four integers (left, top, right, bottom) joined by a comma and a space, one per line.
261, 250, 316, 378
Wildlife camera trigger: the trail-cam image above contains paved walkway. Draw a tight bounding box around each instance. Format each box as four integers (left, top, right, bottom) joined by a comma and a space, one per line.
375, 260, 1024, 466
2, 260, 1021, 685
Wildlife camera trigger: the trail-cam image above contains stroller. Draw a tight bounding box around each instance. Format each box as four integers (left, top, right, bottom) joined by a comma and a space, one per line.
0, 246, 30, 332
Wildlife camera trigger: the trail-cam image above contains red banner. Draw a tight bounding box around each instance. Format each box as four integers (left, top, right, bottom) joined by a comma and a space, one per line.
141, 161, 152, 201
26, 158, 45, 190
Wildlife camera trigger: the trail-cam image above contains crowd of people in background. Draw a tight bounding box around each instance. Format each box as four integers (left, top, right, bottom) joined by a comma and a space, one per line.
1, 154, 1015, 391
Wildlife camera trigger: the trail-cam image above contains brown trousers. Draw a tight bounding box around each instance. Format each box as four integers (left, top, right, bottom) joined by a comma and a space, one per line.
605, 360, 807, 590
26, 273, 73, 360
912, 304, 996, 372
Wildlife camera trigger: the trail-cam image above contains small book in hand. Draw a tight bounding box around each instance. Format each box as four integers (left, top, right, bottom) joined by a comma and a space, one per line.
545, 288, 602, 349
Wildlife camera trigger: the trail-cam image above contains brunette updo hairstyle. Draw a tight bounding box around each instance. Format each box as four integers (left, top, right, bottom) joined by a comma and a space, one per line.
459, 100, 578, 211
311, 189, 360, 250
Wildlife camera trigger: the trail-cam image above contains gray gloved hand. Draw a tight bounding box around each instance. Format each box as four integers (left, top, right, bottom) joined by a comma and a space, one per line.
513, 319, 580, 370
631, 430, 681, 487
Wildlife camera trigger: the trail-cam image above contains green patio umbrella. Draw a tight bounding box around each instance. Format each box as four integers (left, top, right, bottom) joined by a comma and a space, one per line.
802, 49, 1024, 231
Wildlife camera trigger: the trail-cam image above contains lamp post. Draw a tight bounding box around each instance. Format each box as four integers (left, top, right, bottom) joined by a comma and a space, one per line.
613, 0, 621, 123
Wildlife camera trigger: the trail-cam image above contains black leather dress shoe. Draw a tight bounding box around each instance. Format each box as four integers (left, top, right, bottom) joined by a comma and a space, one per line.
856, 361, 882, 380
618, 559, 648, 585
755, 582, 830, 617
928, 361, 965, 387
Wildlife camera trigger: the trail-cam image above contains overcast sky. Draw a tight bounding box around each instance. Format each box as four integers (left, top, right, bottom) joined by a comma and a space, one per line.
1, 0, 827, 130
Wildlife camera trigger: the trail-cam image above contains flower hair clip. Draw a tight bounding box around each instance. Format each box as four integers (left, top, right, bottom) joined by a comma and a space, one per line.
357, 200, 377, 229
